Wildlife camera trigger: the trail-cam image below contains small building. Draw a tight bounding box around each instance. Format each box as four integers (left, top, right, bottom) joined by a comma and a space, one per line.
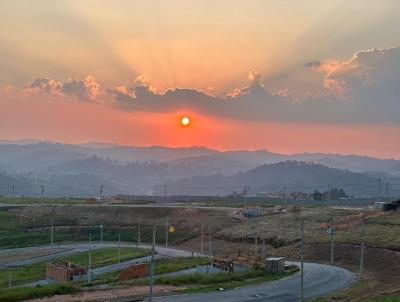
375, 201, 399, 211
46, 262, 86, 283
265, 257, 286, 274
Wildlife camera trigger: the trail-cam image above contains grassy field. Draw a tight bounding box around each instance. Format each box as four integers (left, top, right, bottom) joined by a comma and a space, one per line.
0, 210, 195, 249
181, 268, 299, 294
128, 266, 298, 294
0, 247, 147, 288
0, 196, 85, 205
89, 256, 209, 285
364, 298, 400, 302
0, 284, 79, 302
217, 207, 400, 250
154, 257, 209, 275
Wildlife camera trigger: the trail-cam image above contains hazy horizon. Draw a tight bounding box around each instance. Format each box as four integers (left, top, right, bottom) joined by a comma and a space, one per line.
1, 1, 400, 158
1, 137, 400, 160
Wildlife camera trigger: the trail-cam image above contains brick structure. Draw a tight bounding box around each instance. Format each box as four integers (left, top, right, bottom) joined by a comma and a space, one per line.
118, 263, 149, 281
46, 262, 86, 283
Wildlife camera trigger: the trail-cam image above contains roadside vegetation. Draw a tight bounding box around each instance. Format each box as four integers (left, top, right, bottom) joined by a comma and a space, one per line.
127, 266, 298, 294
0, 247, 147, 288
217, 207, 400, 249
88, 256, 209, 286
0, 284, 79, 302
0, 196, 85, 205
0, 209, 194, 249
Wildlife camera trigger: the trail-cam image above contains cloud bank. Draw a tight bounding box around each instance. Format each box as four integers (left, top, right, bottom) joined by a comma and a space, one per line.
9, 46, 400, 124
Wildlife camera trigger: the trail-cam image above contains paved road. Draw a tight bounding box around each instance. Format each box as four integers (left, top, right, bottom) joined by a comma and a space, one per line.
0, 203, 237, 212
0, 242, 194, 269
150, 261, 355, 302
1, 243, 355, 301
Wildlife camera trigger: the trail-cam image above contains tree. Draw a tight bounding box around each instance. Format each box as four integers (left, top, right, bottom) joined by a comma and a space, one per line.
313, 190, 323, 201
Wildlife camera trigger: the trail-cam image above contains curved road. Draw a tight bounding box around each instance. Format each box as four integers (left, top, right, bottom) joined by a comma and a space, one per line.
153, 262, 355, 302
0, 243, 355, 301
0, 243, 194, 269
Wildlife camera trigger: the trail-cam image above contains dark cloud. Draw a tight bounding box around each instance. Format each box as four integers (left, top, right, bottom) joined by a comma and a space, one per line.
26, 75, 102, 101
304, 61, 321, 68
22, 46, 400, 124
62, 76, 100, 101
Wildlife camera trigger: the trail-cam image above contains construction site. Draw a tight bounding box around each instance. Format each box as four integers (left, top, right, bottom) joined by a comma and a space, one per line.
0, 196, 399, 301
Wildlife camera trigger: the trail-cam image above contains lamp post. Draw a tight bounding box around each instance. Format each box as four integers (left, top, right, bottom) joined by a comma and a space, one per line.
100, 224, 103, 243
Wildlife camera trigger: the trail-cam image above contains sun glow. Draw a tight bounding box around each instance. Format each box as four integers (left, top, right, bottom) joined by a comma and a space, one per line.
181, 116, 190, 126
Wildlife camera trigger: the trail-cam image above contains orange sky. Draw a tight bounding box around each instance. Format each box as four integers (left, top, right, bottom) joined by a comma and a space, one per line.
0, 97, 399, 159
0, 1, 400, 158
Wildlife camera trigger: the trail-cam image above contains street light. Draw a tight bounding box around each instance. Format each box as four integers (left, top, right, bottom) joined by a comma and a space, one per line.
100, 224, 103, 243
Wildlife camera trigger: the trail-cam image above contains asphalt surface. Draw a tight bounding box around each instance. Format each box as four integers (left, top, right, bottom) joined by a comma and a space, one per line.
151, 261, 355, 302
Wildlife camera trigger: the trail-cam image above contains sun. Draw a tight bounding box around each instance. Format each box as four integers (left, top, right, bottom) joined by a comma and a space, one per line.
181, 116, 190, 126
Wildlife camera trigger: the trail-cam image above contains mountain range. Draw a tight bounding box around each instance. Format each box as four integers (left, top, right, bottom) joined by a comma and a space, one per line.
0, 140, 398, 198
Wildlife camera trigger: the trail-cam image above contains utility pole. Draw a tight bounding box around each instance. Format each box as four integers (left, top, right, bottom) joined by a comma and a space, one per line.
262, 228, 267, 257
100, 224, 103, 243
165, 218, 169, 248
99, 184, 104, 201
88, 233, 92, 283
327, 185, 330, 201
164, 184, 167, 202
208, 224, 212, 261
283, 186, 287, 210
329, 218, 334, 264
149, 220, 156, 302
300, 219, 304, 302
118, 232, 121, 263
200, 225, 204, 254
41, 185, 45, 198
50, 219, 54, 247
262, 238, 266, 257
359, 218, 364, 280
138, 217, 141, 246
254, 232, 258, 256
243, 186, 249, 208
378, 178, 381, 201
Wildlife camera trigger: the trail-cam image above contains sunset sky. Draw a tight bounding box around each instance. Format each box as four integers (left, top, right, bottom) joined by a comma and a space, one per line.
0, 0, 399, 158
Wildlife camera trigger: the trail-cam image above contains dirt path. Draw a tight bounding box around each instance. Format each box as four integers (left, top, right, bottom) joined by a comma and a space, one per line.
27, 285, 181, 302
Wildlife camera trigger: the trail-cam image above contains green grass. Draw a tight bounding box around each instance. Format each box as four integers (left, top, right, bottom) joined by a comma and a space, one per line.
308, 280, 368, 302
89, 256, 209, 285
0, 207, 196, 249
56, 247, 148, 268
181, 268, 298, 293
0, 247, 147, 288
0, 196, 85, 205
129, 266, 298, 288
154, 257, 209, 275
364, 298, 400, 302
0, 284, 79, 302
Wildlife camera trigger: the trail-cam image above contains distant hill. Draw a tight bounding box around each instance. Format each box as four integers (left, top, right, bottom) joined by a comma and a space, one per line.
0, 140, 398, 198
165, 161, 380, 197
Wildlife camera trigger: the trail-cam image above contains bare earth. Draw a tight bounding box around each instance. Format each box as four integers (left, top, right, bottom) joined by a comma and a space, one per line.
27, 285, 181, 302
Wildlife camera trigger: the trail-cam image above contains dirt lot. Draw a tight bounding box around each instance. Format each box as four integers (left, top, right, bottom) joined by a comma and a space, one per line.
26, 285, 181, 302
